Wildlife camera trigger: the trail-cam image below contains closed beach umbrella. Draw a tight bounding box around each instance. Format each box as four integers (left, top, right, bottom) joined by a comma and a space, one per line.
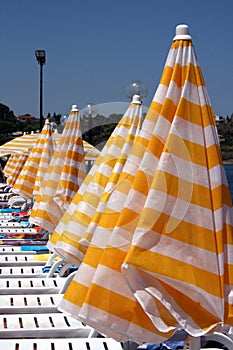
29, 105, 87, 233
58, 24, 233, 345
51, 95, 176, 344
13, 119, 55, 199
4, 152, 29, 187
47, 94, 145, 263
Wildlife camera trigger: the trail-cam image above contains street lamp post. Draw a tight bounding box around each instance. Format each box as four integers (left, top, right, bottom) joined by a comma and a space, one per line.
83, 104, 97, 144
35, 50, 46, 132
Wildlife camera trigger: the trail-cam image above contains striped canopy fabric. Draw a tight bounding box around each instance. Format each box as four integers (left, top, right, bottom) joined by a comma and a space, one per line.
57, 24, 233, 345
83, 141, 100, 161
4, 152, 29, 186
0, 131, 99, 161
3, 153, 21, 177
0, 133, 39, 156
13, 120, 56, 199
29, 105, 87, 233
47, 97, 145, 263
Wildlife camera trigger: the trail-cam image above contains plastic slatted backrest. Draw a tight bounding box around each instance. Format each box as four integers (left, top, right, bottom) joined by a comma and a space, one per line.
0, 266, 46, 278
0, 294, 63, 313
0, 338, 123, 350
0, 313, 93, 338
0, 228, 37, 234
0, 277, 65, 294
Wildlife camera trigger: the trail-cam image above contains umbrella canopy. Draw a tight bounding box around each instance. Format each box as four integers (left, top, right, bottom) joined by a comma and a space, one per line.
12, 119, 56, 199
47, 95, 145, 262
3, 153, 21, 177
29, 105, 87, 233
4, 152, 29, 187
0, 131, 99, 162
0, 132, 39, 156
48, 96, 174, 344
57, 24, 233, 344
83, 141, 100, 161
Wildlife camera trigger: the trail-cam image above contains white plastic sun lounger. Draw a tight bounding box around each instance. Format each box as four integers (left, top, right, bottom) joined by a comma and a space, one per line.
0, 250, 60, 266
0, 255, 68, 278
0, 251, 72, 280
0, 254, 48, 266
0, 246, 41, 254
0, 244, 49, 255
0, 266, 74, 314
0, 265, 50, 278
0, 215, 14, 220
0, 227, 38, 236
0, 293, 63, 314
198, 332, 233, 350
0, 259, 75, 292
0, 337, 123, 350
0, 275, 68, 294
0, 192, 19, 202
0, 313, 94, 339
0, 222, 34, 228
0, 221, 25, 227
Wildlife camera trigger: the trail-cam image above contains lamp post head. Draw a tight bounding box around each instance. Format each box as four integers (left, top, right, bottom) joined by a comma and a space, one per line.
125, 80, 148, 103
83, 104, 97, 119
35, 50, 46, 65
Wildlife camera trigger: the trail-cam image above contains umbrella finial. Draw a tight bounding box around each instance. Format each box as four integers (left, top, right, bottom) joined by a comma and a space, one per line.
131, 94, 141, 105
173, 24, 192, 41
71, 104, 79, 112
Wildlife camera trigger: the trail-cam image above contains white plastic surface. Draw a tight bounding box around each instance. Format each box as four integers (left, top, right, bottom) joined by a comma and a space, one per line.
0, 277, 65, 294
0, 227, 38, 235
0, 337, 123, 350
0, 313, 93, 338
173, 24, 192, 41
131, 95, 141, 105
0, 246, 36, 254
0, 265, 47, 278
0, 294, 63, 313
0, 254, 46, 266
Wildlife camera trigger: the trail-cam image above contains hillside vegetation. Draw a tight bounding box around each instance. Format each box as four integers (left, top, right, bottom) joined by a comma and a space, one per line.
0, 102, 232, 163
217, 118, 233, 163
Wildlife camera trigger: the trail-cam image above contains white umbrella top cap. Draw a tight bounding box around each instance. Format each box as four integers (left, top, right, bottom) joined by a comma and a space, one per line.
71, 104, 79, 112
173, 24, 192, 41
131, 94, 141, 105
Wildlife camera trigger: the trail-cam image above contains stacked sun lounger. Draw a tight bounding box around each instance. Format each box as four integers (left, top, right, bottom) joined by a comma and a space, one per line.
0, 244, 125, 350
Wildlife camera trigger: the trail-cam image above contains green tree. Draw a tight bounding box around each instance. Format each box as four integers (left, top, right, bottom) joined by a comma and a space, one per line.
0, 103, 16, 122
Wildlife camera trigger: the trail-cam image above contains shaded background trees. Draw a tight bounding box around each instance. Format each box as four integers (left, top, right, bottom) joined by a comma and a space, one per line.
0, 102, 232, 161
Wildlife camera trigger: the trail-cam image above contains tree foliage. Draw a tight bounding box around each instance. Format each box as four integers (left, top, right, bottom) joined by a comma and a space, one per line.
0, 103, 16, 122
0, 102, 233, 161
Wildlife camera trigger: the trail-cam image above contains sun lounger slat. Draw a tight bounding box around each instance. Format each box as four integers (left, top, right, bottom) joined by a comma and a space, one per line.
0, 337, 123, 350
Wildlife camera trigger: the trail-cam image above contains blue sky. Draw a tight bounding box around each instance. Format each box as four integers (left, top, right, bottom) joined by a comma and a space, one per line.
1, 0, 233, 118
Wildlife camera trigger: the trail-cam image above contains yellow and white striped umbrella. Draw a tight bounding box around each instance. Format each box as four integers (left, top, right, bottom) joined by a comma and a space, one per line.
4, 152, 29, 187
29, 105, 87, 233
13, 120, 55, 199
47, 96, 145, 261
0, 131, 99, 161
3, 154, 20, 177
0, 132, 39, 156
49, 97, 174, 344
83, 141, 100, 161
58, 24, 233, 344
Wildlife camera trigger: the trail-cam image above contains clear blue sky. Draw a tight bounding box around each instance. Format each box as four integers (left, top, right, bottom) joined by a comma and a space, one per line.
1, 0, 233, 118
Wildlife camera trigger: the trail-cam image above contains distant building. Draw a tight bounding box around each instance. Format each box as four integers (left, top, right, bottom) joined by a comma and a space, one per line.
16, 115, 37, 122
215, 115, 225, 125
